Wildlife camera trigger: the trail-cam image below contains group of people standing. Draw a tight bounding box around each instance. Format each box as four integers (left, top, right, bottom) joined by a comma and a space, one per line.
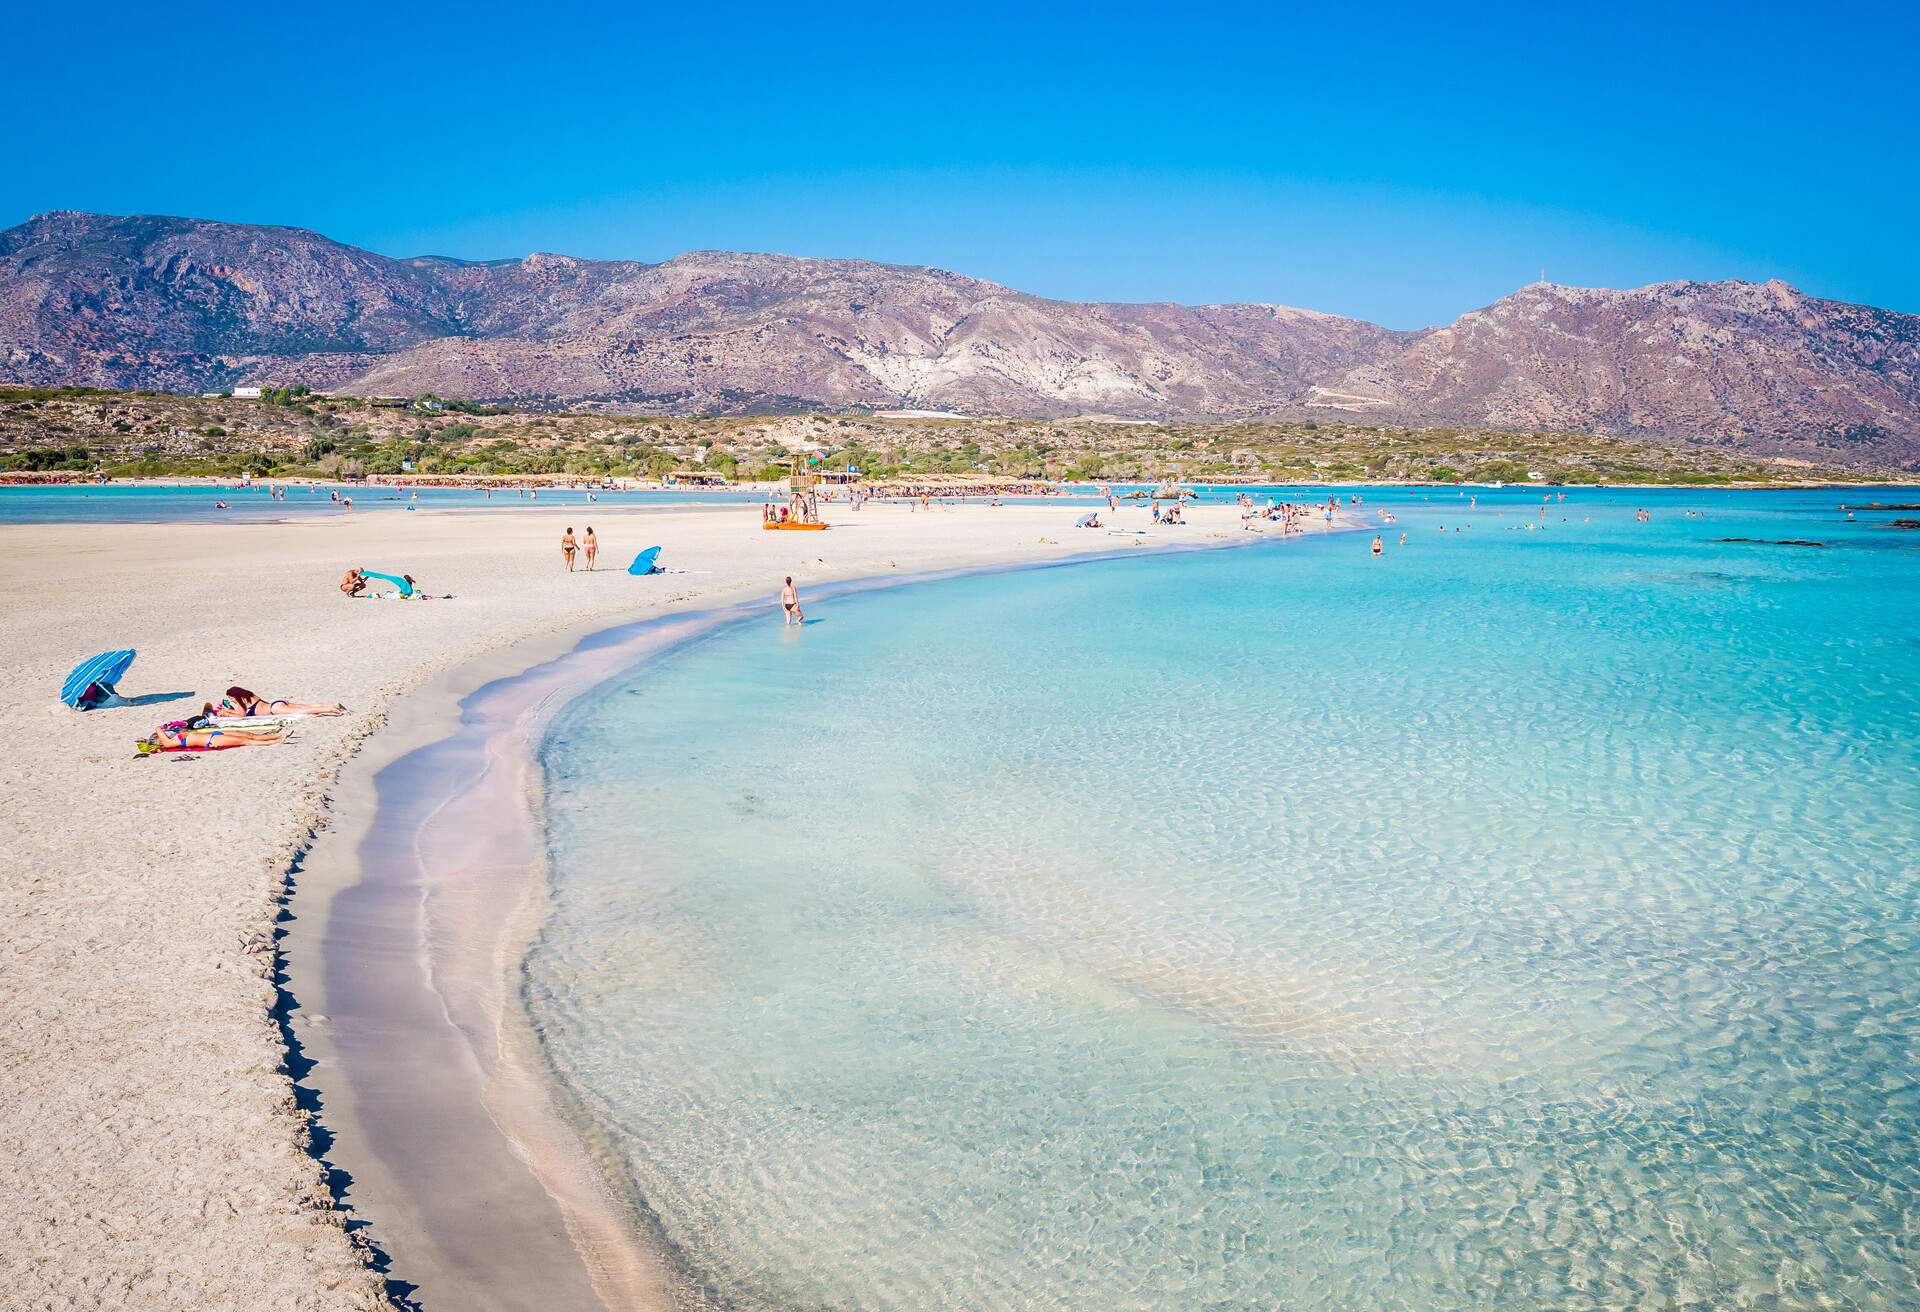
560, 526, 599, 571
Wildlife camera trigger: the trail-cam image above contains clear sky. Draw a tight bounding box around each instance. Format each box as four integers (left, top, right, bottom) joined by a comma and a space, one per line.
5, 1, 1915, 328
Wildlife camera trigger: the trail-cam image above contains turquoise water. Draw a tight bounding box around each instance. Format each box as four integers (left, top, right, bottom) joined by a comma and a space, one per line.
0, 482, 775, 523
0, 480, 1126, 524
532, 488, 1920, 1310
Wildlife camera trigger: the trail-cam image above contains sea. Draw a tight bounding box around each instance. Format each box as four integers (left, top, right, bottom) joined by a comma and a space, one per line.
0, 479, 1199, 525
523, 485, 1920, 1310
0, 481, 771, 524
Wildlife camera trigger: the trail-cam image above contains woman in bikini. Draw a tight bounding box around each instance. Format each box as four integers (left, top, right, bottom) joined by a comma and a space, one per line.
583, 526, 598, 571
220, 686, 346, 717
138, 720, 290, 754
780, 576, 803, 627
562, 527, 578, 572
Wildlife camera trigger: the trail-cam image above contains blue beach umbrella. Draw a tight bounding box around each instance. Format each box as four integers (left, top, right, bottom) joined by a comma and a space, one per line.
62, 648, 136, 708
627, 546, 663, 576
360, 569, 414, 597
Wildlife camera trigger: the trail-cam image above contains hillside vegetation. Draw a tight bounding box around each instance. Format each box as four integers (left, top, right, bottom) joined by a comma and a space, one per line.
0, 387, 1892, 485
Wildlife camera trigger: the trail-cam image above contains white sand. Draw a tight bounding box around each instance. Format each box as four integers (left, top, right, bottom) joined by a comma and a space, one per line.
0, 497, 1340, 1308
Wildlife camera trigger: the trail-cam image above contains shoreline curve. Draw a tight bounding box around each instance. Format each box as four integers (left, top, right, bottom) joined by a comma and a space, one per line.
284, 532, 1340, 1310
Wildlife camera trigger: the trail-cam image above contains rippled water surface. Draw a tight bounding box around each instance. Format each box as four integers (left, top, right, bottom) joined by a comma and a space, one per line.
532, 487, 1920, 1310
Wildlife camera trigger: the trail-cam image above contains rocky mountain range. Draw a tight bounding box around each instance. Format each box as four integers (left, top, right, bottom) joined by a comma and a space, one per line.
3, 211, 1917, 467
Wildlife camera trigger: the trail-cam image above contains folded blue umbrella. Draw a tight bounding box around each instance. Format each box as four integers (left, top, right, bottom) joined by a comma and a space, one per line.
62, 648, 136, 708
627, 546, 662, 575
361, 569, 414, 597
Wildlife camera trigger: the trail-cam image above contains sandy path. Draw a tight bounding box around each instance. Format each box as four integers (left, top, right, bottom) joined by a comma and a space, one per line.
0, 497, 1333, 1309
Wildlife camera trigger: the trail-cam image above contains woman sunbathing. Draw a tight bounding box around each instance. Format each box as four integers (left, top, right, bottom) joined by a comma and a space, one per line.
138, 720, 290, 754
220, 685, 346, 717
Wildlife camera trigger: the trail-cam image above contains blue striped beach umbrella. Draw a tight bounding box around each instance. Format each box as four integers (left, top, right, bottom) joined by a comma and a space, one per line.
61, 648, 136, 708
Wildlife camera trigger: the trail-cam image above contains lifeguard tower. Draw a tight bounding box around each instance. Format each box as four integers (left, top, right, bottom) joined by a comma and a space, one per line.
763, 456, 829, 530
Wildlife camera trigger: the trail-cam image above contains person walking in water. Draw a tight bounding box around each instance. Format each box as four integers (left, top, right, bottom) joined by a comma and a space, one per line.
1371, 534, 1384, 557
561, 526, 578, 572
780, 575, 803, 627
583, 526, 598, 571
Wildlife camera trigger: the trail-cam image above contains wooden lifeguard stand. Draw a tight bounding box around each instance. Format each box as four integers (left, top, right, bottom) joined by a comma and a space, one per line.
763, 456, 829, 530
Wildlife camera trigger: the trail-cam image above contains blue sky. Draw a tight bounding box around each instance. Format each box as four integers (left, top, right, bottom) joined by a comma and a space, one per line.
5, 1, 1915, 328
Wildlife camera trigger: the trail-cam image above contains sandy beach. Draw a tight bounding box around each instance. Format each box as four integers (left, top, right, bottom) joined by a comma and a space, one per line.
0, 496, 1343, 1309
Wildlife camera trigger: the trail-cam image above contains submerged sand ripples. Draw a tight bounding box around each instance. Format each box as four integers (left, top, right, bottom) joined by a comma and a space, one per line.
530, 497, 1920, 1310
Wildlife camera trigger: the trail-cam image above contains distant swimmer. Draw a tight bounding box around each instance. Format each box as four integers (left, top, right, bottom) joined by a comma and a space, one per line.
781, 575, 803, 626
1371, 535, 1384, 557
1398, 532, 1406, 546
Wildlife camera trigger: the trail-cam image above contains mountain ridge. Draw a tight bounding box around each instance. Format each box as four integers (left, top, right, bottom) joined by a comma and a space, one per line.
3, 211, 1916, 467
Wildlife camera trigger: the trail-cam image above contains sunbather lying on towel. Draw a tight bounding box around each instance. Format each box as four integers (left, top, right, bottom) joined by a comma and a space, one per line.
137, 719, 291, 754
219, 685, 345, 717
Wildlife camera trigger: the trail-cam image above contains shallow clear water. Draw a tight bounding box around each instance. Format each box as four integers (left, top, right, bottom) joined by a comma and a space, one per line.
0, 481, 1130, 524
532, 487, 1920, 1310
0, 481, 773, 523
